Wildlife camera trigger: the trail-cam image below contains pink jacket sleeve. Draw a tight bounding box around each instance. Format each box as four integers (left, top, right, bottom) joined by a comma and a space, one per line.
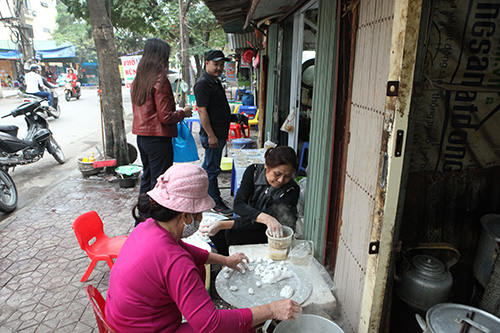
166, 254, 253, 332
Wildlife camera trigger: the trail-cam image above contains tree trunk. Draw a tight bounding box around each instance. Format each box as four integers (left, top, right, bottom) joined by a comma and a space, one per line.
193, 54, 201, 81
87, 0, 129, 166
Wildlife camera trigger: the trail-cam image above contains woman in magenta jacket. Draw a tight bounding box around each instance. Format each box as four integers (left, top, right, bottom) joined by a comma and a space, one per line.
106, 164, 301, 332
132, 38, 192, 196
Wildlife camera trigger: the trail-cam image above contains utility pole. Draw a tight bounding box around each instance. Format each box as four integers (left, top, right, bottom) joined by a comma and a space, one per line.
0, 0, 35, 70
15, 0, 35, 63
178, 0, 191, 106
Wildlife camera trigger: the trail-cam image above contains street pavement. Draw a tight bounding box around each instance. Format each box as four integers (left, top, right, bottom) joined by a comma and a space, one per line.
0, 88, 238, 332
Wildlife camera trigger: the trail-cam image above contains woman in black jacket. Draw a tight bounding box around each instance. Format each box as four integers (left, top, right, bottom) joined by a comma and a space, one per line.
201, 146, 300, 256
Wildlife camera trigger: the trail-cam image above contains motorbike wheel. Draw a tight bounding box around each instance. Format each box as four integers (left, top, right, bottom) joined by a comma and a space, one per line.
65, 91, 70, 102
0, 169, 17, 213
47, 137, 66, 164
49, 105, 61, 119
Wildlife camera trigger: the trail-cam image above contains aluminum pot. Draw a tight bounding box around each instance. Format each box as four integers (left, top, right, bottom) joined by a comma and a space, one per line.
274, 314, 344, 333
416, 303, 500, 333
472, 214, 500, 287
395, 243, 460, 312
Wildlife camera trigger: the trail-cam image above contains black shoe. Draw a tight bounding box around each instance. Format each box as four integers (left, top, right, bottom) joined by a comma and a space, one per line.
211, 201, 233, 216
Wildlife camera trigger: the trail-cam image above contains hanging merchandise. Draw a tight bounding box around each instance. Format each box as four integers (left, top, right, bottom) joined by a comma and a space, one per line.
241, 49, 254, 69
280, 111, 295, 133
253, 53, 260, 68
242, 49, 255, 63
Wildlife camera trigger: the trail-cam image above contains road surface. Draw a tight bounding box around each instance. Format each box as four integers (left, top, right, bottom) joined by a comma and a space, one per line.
0, 87, 134, 219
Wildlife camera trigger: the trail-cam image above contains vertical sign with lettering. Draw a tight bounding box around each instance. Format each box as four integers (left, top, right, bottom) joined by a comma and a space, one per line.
226, 61, 237, 82
120, 56, 142, 92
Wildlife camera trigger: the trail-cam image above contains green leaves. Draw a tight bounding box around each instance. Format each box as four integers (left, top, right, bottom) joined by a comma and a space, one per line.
58, 0, 226, 64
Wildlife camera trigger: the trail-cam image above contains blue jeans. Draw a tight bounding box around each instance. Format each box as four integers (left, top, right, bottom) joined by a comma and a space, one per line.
28, 91, 52, 106
200, 133, 226, 203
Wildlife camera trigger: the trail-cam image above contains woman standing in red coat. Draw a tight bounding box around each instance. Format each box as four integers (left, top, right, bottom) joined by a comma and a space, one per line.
132, 38, 192, 197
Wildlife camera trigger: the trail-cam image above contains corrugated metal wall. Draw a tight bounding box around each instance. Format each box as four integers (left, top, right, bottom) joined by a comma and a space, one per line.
264, 24, 278, 141
333, 0, 395, 331
303, 0, 338, 260
228, 32, 260, 51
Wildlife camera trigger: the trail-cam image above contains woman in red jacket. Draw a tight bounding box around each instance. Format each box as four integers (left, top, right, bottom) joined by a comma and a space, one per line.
66, 68, 78, 93
132, 38, 192, 199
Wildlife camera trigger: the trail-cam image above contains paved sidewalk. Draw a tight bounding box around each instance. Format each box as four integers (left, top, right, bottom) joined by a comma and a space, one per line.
0, 164, 234, 332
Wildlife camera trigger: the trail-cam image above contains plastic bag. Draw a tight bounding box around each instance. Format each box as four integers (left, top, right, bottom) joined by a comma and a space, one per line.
173, 121, 199, 162
280, 111, 295, 133
298, 177, 307, 217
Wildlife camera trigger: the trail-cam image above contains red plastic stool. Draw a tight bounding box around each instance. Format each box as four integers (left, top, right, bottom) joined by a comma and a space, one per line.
228, 123, 243, 140
241, 124, 250, 137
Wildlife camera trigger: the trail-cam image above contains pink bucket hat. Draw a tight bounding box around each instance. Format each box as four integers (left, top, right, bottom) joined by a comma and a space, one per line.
147, 164, 215, 213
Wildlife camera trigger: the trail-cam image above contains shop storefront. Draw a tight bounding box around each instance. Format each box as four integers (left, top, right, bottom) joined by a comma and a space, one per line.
203, 0, 500, 332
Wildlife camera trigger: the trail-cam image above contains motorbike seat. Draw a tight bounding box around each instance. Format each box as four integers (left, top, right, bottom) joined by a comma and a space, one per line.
0, 125, 19, 137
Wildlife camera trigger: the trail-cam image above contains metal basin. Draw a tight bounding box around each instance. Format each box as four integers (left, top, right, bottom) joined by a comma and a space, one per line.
274, 314, 344, 333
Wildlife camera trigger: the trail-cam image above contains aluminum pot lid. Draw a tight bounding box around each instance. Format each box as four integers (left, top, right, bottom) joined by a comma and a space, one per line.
426, 303, 500, 332
412, 255, 445, 275
480, 214, 500, 242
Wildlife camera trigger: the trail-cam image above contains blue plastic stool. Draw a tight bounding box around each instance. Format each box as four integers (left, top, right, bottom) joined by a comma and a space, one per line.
298, 142, 309, 174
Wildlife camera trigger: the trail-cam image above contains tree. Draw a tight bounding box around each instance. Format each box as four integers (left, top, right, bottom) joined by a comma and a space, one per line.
61, 0, 226, 163
52, 2, 97, 65
87, 0, 129, 165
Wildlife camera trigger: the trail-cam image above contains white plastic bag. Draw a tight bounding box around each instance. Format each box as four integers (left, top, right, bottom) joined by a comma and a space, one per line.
280, 111, 295, 133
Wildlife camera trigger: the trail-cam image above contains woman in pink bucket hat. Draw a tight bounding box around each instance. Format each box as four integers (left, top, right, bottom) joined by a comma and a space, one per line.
105, 164, 301, 332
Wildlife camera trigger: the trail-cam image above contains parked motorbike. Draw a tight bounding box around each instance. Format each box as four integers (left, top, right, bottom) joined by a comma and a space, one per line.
0, 100, 66, 212
23, 86, 61, 119
64, 78, 81, 101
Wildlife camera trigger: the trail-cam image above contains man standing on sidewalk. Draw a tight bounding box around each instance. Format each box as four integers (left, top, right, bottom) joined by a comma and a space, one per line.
194, 50, 232, 216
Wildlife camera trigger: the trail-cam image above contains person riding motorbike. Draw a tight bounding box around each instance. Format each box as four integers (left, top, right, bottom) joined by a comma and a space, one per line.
66, 68, 80, 95
25, 65, 57, 110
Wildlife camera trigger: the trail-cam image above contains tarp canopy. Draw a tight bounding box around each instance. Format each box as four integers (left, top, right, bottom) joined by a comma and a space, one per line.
34, 41, 76, 62
0, 40, 77, 62
0, 50, 21, 59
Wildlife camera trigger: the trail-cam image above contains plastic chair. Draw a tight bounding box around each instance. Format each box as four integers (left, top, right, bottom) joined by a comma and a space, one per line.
298, 142, 309, 175
238, 105, 258, 118
85, 284, 116, 333
248, 108, 260, 131
72, 211, 128, 282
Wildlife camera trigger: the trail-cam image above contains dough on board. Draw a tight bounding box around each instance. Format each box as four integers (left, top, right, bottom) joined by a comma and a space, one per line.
280, 285, 294, 298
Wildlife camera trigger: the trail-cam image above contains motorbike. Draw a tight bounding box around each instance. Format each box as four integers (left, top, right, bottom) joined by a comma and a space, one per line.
23, 86, 61, 119
0, 100, 66, 212
64, 78, 81, 101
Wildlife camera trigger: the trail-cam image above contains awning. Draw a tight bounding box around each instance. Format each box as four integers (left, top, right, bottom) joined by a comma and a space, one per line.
34, 41, 76, 62
0, 40, 77, 62
203, 0, 303, 33
0, 50, 22, 60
